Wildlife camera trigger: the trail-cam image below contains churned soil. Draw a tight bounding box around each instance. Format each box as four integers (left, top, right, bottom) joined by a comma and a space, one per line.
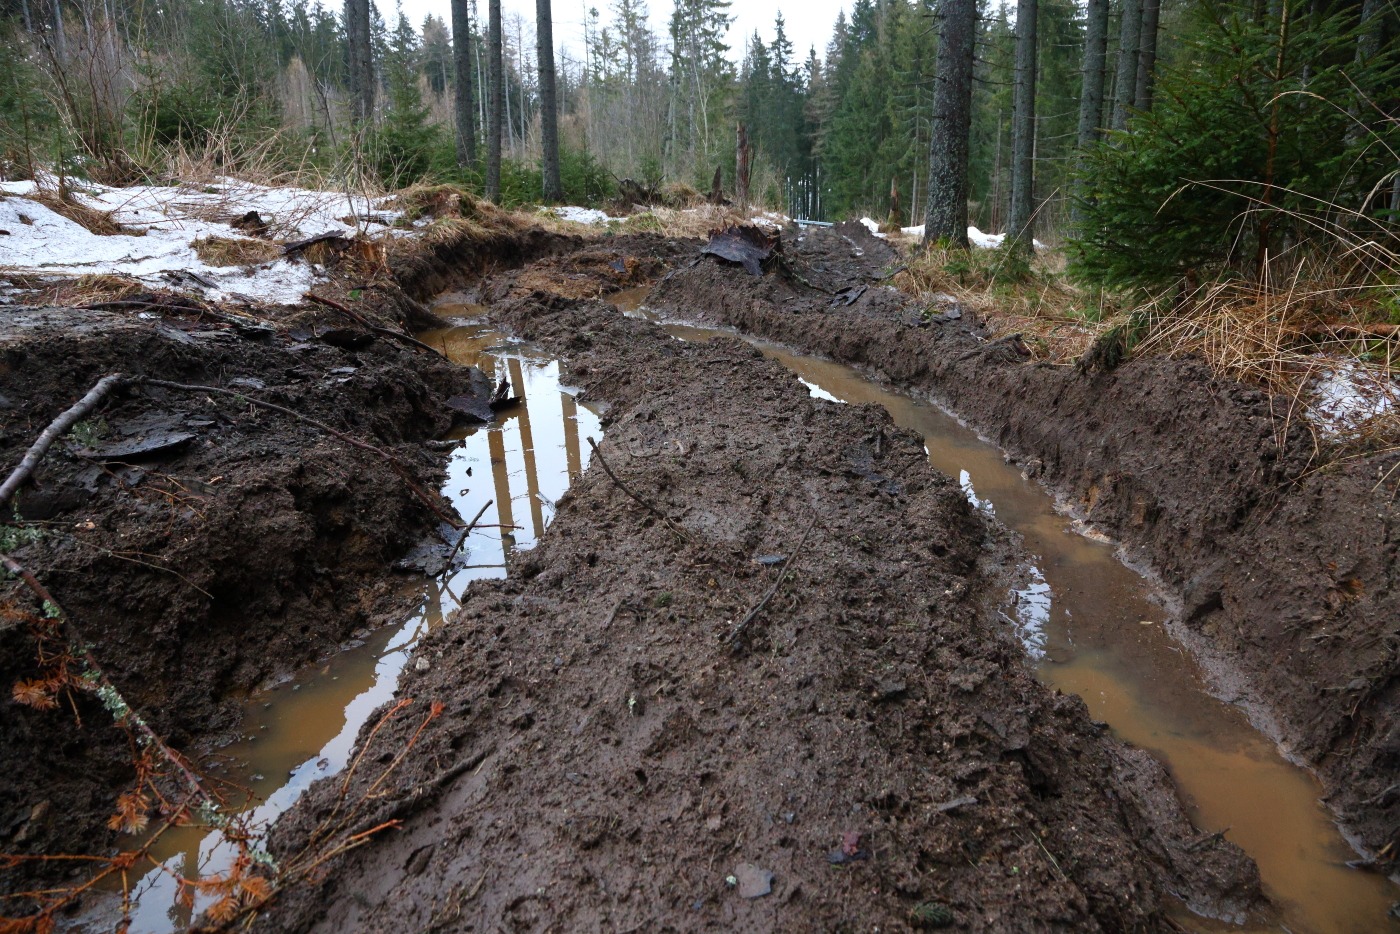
257, 296, 1259, 933
648, 221, 1400, 865
0, 299, 482, 889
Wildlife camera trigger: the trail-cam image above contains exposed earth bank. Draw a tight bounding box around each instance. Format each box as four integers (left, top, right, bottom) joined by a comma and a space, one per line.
256, 296, 1259, 932
647, 222, 1400, 864
0, 298, 483, 886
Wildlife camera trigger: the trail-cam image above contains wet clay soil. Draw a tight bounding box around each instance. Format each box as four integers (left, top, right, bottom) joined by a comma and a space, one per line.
110, 320, 604, 932
0, 301, 482, 891
647, 223, 1400, 869
257, 295, 1259, 932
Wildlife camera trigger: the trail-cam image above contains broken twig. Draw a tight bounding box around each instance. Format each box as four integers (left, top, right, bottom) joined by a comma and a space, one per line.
0, 373, 127, 513
451, 499, 494, 559
304, 292, 445, 357
1, 554, 214, 808
728, 516, 818, 652
586, 436, 689, 542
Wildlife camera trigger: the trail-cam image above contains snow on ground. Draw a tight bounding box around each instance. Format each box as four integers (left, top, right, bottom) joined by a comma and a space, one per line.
859, 217, 1046, 250
749, 210, 792, 229
1308, 358, 1399, 435
544, 206, 627, 225
0, 175, 402, 305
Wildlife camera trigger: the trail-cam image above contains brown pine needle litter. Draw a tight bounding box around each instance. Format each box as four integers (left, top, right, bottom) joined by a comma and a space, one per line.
191, 235, 282, 267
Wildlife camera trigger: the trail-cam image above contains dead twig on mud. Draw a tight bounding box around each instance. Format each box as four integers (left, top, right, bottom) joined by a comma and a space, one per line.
0, 555, 214, 807
304, 292, 445, 357
586, 437, 691, 543
727, 516, 818, 653
451, 499, 494, 559
139, 378, 462, 529
0, 374, 127, 513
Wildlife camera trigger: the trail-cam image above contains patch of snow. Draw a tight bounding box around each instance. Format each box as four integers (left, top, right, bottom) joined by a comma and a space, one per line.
1009, 566, 1052, 660
902, 224, 925, 238
0, 177, 408, 305
858, 217, 889, 239
546, 206, 625, 225
1308, 359, 1398, 434
967, 226, 1046, 251
749, 210, 791, 230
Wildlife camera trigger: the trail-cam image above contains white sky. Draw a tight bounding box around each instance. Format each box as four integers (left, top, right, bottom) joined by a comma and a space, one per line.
396, 0, 852, 65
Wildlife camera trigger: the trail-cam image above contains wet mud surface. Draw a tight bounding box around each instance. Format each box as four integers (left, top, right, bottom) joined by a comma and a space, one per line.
257, 296, 1259, 932
647, 223, 1400, 870
0, 301, 482, 887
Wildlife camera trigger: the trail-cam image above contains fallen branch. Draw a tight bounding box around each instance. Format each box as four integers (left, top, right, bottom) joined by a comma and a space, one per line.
140, 378, 462, 529
451, 499, 494, 559
585, 437, 690, 543
304, 292, 445, 357
0, 374, 127, 513
727, 516, 818, 653
0, 555, 212, 807
282, 231, 347, 255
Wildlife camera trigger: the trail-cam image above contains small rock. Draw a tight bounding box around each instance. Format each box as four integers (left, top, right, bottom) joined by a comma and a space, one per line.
415, 657, 431, 672
228, 377, 267, 391
755, 554, 786, 567
732, 863, 773, 899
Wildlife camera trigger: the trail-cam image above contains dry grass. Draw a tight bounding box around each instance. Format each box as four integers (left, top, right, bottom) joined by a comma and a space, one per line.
892, 240, 1106, 362
30, 188, 129, 236
191, 235, 282, 267
18, 273, 144, 306
889, 230, 1400, 443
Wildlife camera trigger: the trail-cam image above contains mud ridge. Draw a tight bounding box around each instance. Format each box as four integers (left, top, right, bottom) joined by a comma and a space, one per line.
0, 301, 484, 887
648, 222, 1400, 862
257, 295, 1259, 932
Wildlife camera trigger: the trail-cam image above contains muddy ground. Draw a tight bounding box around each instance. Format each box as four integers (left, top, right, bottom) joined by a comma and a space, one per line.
647, 222, 1400, 865
257, 294, 1259, 932
0, 296, 484, 890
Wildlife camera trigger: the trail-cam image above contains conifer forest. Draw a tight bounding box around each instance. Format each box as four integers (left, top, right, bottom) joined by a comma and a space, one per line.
1, 0, 1399, 930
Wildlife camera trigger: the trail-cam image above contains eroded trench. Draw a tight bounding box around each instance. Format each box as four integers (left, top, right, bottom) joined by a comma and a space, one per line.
114, 286, 1395, 933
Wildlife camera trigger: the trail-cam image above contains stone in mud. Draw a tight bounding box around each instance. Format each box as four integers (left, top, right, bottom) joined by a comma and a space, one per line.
732, 863, 773, 899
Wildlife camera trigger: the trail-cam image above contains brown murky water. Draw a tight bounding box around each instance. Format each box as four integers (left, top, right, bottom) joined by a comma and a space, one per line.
610, 286, 1400, 934
115, 309, 602, 932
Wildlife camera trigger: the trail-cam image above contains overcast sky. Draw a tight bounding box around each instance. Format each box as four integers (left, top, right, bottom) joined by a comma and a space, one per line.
395, 0, 853, 65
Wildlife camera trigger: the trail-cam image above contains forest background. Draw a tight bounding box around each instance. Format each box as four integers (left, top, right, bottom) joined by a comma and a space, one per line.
0, 0, 1397, 313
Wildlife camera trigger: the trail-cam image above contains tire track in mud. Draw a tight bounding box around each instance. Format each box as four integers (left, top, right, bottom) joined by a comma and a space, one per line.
256, 296, 1258, 933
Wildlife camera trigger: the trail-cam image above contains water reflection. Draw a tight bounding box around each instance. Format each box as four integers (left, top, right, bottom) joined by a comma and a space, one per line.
115, 317, 600, 932
614, 294, 1400, 934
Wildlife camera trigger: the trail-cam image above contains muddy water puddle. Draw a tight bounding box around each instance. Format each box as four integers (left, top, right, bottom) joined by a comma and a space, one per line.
612, 288, 1399, 933
113, 312, 601, 932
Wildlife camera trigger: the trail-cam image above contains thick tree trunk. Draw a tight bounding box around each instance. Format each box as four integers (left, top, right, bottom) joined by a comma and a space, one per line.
486, 0, 504, 201
1135, 0, 1160, 112
1007, 0, 1038, 254
1110, 0, 1142, 131
451, 0, 477, 167
345, 0, 374, 123
536, 0, 564, 202
1076, 0, 1109, 150
923, 0, 977, 249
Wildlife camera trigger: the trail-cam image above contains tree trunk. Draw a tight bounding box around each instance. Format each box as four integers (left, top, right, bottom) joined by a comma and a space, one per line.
1007, 0, 1038, 253
536, 0, 564, 202
923, 0, 977, 249
735, 123, 751, 207
486, 0, 504, 201
1077, 0, 1109, 150
1110, 0, 1142, 131
345, 0, 374, 123
451, 0, 477, 166
1135, 0, 1160, 112
51, 0, 67, 63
